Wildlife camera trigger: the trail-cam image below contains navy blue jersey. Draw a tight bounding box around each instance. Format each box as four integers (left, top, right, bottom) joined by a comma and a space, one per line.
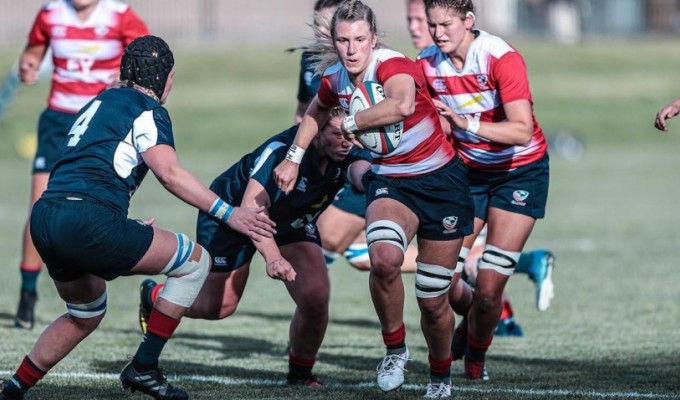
210, 126, 369, 237
296, 51, 321, 104
42, 87, 175, 214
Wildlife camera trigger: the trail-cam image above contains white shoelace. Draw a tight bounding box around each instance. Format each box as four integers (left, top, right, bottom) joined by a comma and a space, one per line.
425, 381, 451, 398
376, 352, 409, 376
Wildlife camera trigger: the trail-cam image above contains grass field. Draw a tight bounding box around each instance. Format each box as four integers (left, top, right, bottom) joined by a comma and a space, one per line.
1, 38, 680, 399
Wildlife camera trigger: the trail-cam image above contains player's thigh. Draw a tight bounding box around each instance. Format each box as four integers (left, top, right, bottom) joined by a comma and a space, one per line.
316, 204, 366, 251
196, 264, 251, 311
53, 274, 107, 305
416, 236, 464, 270
485, 207, 536, 251
130, 225, 188, 275
280, 241, 329, 305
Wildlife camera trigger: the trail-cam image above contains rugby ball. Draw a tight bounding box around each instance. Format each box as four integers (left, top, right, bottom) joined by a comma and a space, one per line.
349, 81, 403, 155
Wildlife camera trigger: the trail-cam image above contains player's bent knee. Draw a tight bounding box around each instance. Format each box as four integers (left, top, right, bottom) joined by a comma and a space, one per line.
415, 262, 454, 299
477, 245, 521, 276
66, 291, 107, 329
159, 233, 210, 308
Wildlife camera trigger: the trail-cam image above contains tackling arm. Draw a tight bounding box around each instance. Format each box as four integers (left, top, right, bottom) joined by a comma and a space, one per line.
142, 145, 276, 240
241, 178, 296, 281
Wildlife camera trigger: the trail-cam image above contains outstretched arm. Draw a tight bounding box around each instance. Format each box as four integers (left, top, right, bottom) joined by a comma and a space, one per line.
142, 145, 276, 241
274, 96, 331, 193
655, 97, 680, 131
241, 178, 296, 282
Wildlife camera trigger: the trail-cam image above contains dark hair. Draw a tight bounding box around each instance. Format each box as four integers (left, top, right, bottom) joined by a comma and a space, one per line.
120, 35, 174, 99
423, 0, 475, 16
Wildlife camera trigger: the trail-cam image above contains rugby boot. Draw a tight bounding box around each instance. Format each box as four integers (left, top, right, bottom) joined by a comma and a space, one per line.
494, 317, 524, 337
138, 279, 157, 334
464, 359, 489, 382
528, 249, 555, 311
0, 380, 26, 400
14, 290, 37, 330
120, 361, 188, 400
376, 347, 409, 392
286, 373, 323, 387
423, 380, 451, 399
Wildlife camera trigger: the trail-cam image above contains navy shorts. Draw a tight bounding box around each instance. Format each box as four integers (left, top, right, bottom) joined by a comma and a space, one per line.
363, 157, 474, 241
468, 153, 549, 220
196, 211, 322, 273
331, 182, 366, 218
33, 108, 78, 173
30, 198, 154, 282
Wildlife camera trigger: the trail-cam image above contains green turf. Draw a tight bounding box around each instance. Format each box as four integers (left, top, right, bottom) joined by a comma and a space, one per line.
1, 39, 680, 399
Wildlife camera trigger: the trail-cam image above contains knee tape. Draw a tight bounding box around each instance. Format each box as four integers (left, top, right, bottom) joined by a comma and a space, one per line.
66, 291, 107, 319
343, 243, 369, 264
366, 220, 407, 253
477, 244, 521, 277
322, 248, 341, 267
455, 247, 470, 274
159, 233, 210, 308
415, 262, 454, 299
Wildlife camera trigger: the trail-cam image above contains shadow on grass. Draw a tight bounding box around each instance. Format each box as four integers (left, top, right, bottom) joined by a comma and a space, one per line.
237, 309, 380, 331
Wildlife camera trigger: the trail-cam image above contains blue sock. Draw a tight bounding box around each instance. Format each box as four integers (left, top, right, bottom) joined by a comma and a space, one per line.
514, 252, 533, 275
20, 269, 40, 293
133, 332, 167, 371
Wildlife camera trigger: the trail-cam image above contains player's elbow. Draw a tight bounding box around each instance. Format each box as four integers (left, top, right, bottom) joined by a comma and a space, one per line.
154, 164, 184, 190
395, 99, 415, 120
515, 124, 534, 146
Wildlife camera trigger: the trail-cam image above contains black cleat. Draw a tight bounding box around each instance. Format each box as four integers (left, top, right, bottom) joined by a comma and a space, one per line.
286, 373, 323, 387
138, 279, 157, 334
14, 290, 37, 330
0, 380, 25, 400
120, 361, 188, 400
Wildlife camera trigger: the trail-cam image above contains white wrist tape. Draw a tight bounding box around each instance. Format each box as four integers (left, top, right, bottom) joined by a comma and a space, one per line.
209, 198, 234, 223
285, 144, 306, 164
342, 115, 359, 134
465, 115, 480, 135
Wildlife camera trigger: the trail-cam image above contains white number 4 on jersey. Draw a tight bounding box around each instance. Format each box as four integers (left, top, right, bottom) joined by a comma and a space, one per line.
67, 100, 102, 147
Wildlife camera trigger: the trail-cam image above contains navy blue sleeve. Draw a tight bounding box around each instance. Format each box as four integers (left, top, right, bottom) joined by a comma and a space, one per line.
297, 51, 321, 103
249, 144, 287, 203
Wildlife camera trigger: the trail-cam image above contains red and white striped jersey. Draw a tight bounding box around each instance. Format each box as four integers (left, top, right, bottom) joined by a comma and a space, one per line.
317, 48, 455, 177
417, 30, 547, 171
28, 0, 149, 113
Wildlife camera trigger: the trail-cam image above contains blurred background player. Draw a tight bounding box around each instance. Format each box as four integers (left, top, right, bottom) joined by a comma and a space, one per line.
0, 35, 276, 400
274, 1, 474, 397
137, 107, 371, 387
409, 0, 555, 338
419, 0, 551, 380
13, 0, 149, 330
291, 0, 420, 272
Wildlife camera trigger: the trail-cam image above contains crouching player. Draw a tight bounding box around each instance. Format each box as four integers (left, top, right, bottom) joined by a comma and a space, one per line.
0, 36, 276, 400
137, 107, 371, 386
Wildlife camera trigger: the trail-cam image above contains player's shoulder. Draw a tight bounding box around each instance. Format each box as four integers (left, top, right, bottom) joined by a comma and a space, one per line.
323, 61, 344, 77
373, 47, 406, 62
41, 0, 64, 12
416, 44, 442, 61
473, 30, 515, 59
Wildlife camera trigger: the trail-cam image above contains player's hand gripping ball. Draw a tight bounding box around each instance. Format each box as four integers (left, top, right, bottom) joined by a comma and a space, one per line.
349, 81, 403, 154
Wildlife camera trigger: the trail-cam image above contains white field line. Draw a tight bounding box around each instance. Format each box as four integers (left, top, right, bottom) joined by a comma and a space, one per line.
1, 370, 677, 399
